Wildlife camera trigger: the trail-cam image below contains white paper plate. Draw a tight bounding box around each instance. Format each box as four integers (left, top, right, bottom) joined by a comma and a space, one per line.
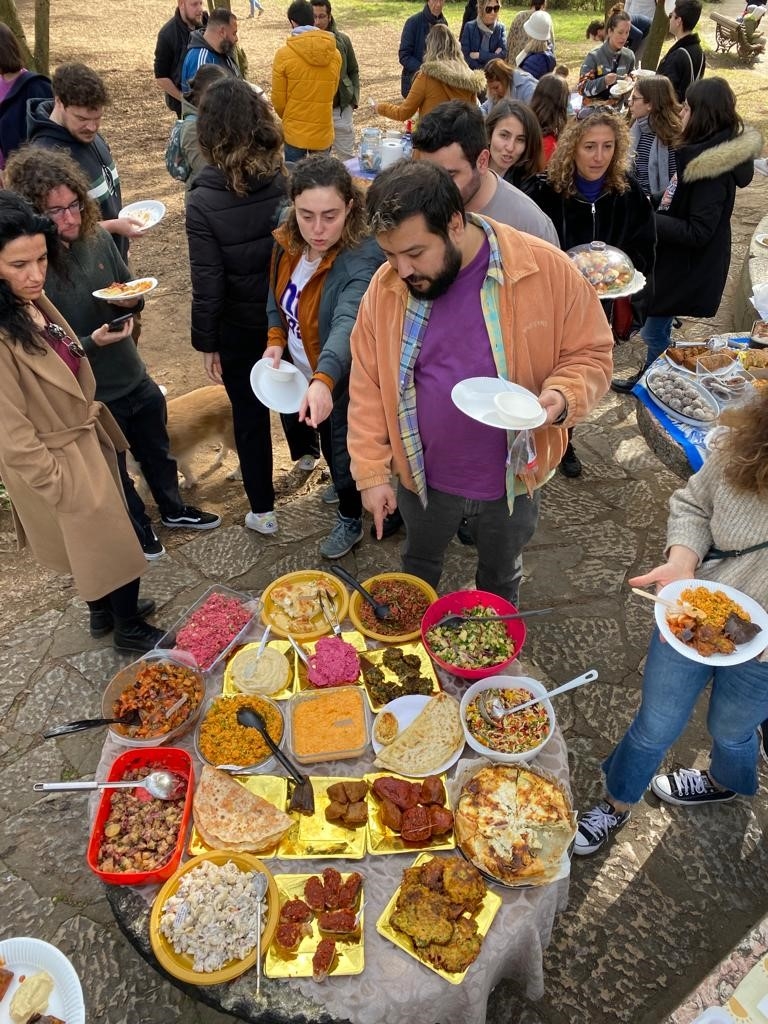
250, 357, 308, 414
118, 199, 166, 231
372, 694, 465, 777
632, 68, 656, 79
451, 377, 547, 431
609, 79, 633, 97
655, 579, 768, 666
92, 277, 158, 300
755, 233, 768, 249
0, 936, 85, 1024
690, 1008, 734, 1023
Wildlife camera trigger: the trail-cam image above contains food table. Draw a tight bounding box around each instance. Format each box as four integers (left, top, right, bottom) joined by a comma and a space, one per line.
92, 595, 572, 1024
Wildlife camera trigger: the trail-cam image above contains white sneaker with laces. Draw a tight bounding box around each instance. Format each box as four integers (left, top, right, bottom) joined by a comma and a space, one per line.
244, 510, 278, 535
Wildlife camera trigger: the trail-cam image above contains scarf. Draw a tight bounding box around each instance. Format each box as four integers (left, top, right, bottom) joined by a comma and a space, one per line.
475, 14, 495, 37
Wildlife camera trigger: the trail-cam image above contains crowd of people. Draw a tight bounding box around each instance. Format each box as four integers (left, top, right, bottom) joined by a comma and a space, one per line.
0, 0, 766, 859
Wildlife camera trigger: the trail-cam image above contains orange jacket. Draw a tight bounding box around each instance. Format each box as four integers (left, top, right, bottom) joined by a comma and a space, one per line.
271, 29, 341, 150
377, 58, 483, 122
348, 216, 613, 497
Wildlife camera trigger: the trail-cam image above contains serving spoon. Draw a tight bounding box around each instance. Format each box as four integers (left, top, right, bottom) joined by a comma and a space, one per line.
478, 669, 599, 726
252, 870, 269, 996
42, 709, 142, 738
236, 708, 315, 814
329, 565, 392, 621
33, 769, 186, 800
434, 607, 554, 630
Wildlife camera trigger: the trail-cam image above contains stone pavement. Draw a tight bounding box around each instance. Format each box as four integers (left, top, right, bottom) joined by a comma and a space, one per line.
3, 191, 768, 1024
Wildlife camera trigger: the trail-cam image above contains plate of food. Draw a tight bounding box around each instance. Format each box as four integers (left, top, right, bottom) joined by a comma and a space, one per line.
294, 631, 367, 690
266, 868, 364, 981
0, 937, 85, 1024
609, 77, 634, 97
376, 853, 501, 984
278, 777, 369, 859
644, 368, 719, 427
189, 769, 291, 858
655, 579, 768, 665
150, 851, 279, 985
195, 693, 285, 770
359, 643, 440, 712
92, 277, 158, 300
366, 772, 455, 854
454, 762, 576, 887
223, 639, 296, 699
421, 589, 525, 680
371, 692, 464, 778
665, 345, 739, 376
755, 233, 768, 249
261, 570, 349, 642
118, 199, 166, 231
567, 241, 638, 297
157, 584, 259, 671
347, 572, 437, 643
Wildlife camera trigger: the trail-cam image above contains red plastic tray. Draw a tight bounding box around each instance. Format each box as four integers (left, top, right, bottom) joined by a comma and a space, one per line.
86, 746, 193, 885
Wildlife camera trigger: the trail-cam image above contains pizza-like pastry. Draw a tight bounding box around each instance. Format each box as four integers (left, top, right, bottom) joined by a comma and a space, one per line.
455, 764, 575, 884
269, 580, 336, 633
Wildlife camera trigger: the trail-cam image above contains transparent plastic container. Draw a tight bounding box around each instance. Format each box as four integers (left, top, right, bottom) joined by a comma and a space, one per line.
359, 127, 383, 173
155, 584, 261, 671
288, 686, 370, 764
567, 241, 635, 296
194, 693, 285, 771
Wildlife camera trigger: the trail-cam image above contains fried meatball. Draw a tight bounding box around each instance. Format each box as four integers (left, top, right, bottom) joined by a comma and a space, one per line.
422, 916, 482, 973
442, 858, 486, 911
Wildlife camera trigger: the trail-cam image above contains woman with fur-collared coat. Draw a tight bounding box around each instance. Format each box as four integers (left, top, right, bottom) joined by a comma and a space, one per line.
375, 25, 483, 122
0, 192, 161, 654
641, 78, 763, 363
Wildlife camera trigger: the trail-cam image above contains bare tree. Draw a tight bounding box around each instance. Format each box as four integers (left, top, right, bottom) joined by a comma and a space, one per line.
0, 0, 35, 67
34, 0, 50, 75
642, 1, 672, 71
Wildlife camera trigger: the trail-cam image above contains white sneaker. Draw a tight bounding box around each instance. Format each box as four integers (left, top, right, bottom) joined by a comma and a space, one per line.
244, 510, 278, 535
297, 455, 319, 472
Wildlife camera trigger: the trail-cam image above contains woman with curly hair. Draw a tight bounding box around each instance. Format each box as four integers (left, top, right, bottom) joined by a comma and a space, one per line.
485, 98, 543, 192
374, 25, 483, 124
186, 77, 289, 536
530, 72, 569, 163
179, 63, 228, 190
628, 75, 682, 199
264, 155, 384, 557
529, 106, 655, 475
637, 77, 762, 374
574, 391, 768, 856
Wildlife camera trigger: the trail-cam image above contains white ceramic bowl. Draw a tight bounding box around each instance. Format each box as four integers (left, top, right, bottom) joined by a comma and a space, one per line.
493, 391, 543, 426
459, 675, 555, 763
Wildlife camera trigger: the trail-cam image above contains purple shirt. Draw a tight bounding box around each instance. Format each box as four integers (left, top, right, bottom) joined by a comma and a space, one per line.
414, 237, 507, 500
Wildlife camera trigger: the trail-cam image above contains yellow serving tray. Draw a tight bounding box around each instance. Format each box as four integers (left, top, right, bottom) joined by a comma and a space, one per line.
222, 639, 297, 699
365, 771, 456, 856
293, 630, 369, 691
359, 641, 441, 712
187, 774, 289, 858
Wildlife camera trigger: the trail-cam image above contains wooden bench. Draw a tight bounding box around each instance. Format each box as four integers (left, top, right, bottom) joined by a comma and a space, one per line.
709, 11, 762, 61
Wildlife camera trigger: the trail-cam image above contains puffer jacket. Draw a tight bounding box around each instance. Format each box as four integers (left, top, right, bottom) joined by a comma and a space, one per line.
460, 20, 507, 69
186, 164, 287, 354
272, 29, 341, 150
651, 126, 762, 317
377, 59, 483, 122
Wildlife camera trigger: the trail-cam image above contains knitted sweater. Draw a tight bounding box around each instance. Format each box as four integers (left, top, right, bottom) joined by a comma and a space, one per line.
665, 450, 768, 657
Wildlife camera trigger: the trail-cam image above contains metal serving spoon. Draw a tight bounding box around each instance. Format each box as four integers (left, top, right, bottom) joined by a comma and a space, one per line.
329, 565, 392, 621
33, 769, 186, 800
252, 871, 269, 996
434, 607, 554, 630
478, 669, 599, 727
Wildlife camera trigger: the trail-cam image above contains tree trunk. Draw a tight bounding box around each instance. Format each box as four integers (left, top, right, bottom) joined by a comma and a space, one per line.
0, 0, 36, 69
641, 2, 671, 70
34, 0, 50, 76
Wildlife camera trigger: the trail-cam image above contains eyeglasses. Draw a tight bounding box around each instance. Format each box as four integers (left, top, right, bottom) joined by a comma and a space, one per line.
484, 5, 500, 12
576, 104, 616, 121
44, 200, 84, 220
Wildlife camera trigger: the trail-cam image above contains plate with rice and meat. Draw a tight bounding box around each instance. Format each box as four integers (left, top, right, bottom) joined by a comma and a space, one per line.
656, 579, 768, 665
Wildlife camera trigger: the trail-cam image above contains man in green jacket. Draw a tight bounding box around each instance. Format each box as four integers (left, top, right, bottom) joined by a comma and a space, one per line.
312, 0, 360, 160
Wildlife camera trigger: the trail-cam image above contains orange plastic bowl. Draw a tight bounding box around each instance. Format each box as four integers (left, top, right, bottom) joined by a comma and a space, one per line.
420, 589, 526, 681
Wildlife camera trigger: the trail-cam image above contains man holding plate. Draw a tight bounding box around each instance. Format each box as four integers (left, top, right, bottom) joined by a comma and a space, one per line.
348, 160, 613, 605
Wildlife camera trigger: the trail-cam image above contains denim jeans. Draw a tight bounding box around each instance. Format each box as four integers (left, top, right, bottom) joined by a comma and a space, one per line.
283, 144, 330, 165
397, 483, 540, 605
603, 630, 768, 804
641, 316, 674, 363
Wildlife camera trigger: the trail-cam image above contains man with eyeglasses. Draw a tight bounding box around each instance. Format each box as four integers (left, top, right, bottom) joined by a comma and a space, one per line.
26, 63, 142, 260
398, 0, 448, 98
460, 1, 506, 70
656, 0, 705, 103
5, 147, 221, 560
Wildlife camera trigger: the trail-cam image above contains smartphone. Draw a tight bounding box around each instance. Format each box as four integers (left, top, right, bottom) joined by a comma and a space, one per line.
107, 312, 134, 333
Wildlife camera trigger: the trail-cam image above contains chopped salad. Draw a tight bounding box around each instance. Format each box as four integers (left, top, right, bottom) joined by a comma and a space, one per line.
425, 604, 516, 669
465, 687, 550, 754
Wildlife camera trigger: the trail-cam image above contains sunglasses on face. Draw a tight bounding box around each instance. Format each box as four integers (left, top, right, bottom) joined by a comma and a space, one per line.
575, 104, 616, 121
484, 5, 500, 12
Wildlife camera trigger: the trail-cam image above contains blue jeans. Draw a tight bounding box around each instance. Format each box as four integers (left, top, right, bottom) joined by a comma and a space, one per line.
641, 316, 673, 363
283, 144, 330, 165
603, 630, 768, 804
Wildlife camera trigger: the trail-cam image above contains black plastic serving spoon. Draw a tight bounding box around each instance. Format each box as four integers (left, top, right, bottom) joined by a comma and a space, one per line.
236, 707, 315, 815
43, 709, 142, 738
329, 565, 392, 621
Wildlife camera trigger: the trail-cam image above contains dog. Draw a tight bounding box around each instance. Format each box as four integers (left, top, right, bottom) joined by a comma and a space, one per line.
164, 385, 241, 488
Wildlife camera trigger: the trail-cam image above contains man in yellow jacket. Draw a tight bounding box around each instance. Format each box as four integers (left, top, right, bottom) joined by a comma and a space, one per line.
272, 0, 342, 163
348, 160, 613, 603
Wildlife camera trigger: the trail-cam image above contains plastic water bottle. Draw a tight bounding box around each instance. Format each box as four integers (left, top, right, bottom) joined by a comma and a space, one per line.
402, 119, 413, 160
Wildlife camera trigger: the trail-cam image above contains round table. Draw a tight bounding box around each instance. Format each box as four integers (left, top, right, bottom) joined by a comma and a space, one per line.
97, 644, 571, 1024
635, 400, 694, 481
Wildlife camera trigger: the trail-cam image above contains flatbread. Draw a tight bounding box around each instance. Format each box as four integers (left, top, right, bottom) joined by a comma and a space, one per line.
455, 764, 575, 884
373, 692, 463, 775
193, 765, 293, 852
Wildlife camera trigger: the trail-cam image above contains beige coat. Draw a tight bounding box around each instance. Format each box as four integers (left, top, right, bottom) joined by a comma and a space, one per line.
0, 294, 147, 601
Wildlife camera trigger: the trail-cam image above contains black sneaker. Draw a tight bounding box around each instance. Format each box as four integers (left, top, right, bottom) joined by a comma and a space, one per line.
90, 598, 156, 638
113, 617, 166, 655
650, 767, 736, 806
160, 506, 221, 530
142, 526, 165, 560
759, 722, 768, 767
573, 800, 631, 856
611, 368, 646, 394
559, 442, 582, 478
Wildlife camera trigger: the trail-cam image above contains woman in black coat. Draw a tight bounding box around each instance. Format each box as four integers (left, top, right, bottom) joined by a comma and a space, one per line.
186, 78, 287, 535
642, 77, 762, 365
530, 106, 655, 475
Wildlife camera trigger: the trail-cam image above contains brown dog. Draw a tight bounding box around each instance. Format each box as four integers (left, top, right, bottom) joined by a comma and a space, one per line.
165, 385, 240, 488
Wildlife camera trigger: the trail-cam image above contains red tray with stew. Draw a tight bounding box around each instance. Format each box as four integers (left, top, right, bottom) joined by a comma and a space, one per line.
347, 573, 438, 643
86, 746, 193, 885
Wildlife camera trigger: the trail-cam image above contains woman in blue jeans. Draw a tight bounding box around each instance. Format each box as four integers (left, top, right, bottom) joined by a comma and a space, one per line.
575, 391, 768, 855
